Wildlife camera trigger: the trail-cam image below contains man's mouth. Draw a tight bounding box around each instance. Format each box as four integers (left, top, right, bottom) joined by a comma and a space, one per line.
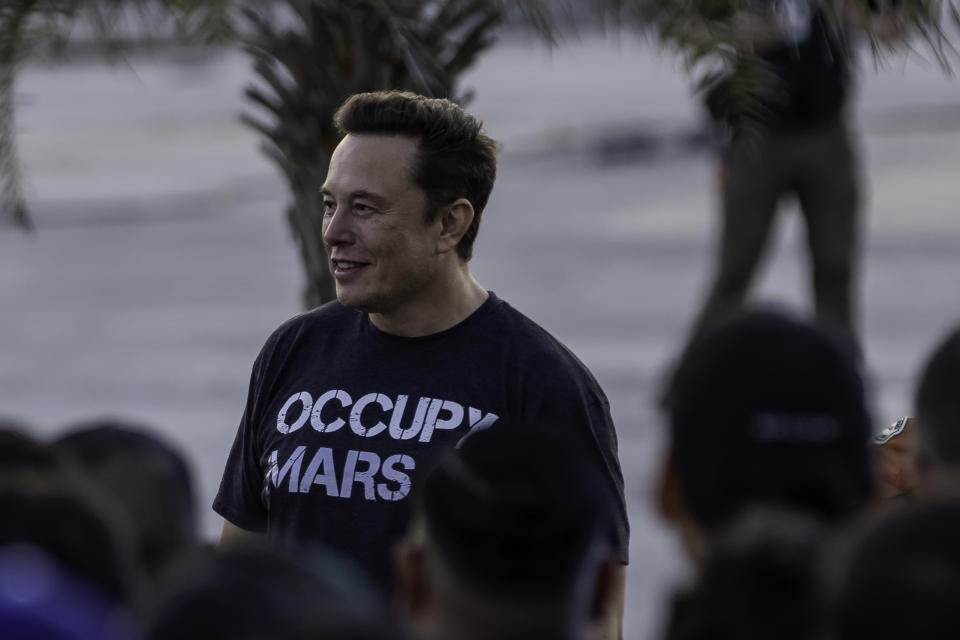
332, 259, 368, 276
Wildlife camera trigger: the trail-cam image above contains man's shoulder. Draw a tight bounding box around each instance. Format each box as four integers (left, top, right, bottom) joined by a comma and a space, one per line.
272, 300, 359, 335
261, 301, 363, 353
486, 295, 597, 377
483, 295, 558, 345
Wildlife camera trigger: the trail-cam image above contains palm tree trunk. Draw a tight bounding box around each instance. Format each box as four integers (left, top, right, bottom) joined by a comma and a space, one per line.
0, 1, 34, 230
289, 188, 335, 309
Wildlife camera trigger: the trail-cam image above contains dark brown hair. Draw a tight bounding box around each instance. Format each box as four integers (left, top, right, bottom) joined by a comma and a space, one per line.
915, 326, 960, 467
334, 91, 497, 261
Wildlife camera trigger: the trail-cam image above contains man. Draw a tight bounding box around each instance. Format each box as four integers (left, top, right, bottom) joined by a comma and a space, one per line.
657, 308, 873, 561
394, 425, 619, 640
213, 91, 628, 629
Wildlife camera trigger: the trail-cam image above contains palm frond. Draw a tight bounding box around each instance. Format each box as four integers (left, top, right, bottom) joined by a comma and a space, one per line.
0, 0, 238, 230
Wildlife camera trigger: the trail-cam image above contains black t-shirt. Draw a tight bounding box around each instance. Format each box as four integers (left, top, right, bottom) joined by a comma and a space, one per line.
214, 293, 629, 589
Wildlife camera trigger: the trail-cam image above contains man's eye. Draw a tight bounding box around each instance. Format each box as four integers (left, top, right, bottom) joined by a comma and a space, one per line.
322, 200, 336, 215
354, 203, 375, 215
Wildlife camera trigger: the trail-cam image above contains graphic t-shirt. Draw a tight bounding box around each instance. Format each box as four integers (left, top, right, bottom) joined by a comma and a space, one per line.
213, 292, 629, 589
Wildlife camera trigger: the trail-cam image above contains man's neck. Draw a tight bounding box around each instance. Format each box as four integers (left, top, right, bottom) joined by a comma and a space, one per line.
368, 264, 488, 337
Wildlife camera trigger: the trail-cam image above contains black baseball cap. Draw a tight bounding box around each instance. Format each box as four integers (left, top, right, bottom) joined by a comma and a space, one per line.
669, 309, 873, 529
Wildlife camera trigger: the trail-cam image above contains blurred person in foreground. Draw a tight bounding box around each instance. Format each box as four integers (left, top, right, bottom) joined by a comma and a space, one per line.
872, 324, 960, 498
657, 308, 874, 564
52, 419, 198, 580
148, 544, 398, 640
665, 509, 826, 640
0, 472, 143, 639
0, 422, 141, 605
0, 419, 62, 472
0, 544, 140, 640
829, 493, 960, 640
393, 425, 619, 640
214, 90, 628, 637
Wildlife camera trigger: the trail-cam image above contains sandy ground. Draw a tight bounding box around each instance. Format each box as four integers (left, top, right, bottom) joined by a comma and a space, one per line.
2, 33, 958, 639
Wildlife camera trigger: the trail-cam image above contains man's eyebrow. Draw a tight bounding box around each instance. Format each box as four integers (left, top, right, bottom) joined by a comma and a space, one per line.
350, 189, 388, 205
319, 188, 388, 206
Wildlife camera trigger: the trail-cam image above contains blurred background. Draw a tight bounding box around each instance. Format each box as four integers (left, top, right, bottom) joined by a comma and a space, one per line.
1, 3, 958, 638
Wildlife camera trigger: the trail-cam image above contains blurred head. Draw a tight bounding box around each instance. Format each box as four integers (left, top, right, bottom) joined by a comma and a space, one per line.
914, 325, 960, 473
661, 309, 873, 558
0, 544, 140, 640
332, 91, 497, 262
149, 545, 398, 640
667, 509, 826, 640
395, 425, 617, 640
832, 496, 960, 640
0, 475, 138, 606
52, 419, 197, 576
0, 422, 62, 473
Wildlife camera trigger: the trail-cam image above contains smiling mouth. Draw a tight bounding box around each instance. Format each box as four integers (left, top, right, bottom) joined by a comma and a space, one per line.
332, 260, 368, 277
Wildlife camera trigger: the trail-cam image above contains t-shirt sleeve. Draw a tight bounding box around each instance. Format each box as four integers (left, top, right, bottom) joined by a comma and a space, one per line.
212, 337, 276, 533
523, 350, 631, 565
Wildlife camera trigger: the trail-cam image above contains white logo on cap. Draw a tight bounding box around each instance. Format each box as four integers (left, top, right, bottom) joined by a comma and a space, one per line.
749, 413, 843, 444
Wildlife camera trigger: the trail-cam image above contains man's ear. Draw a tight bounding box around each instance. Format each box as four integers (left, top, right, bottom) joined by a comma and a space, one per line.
657, 452, 712, 564
657, 452, 686, 525
393, 537, 429, 615
436, 198, 475, 255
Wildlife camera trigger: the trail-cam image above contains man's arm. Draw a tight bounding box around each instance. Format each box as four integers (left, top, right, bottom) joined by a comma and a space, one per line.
595, 564, 627, 640
219, 520, 266, 548
585, 561, 627, 640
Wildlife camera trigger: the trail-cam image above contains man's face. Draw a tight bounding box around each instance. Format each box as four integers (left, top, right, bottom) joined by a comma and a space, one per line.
321, 133, 441, 314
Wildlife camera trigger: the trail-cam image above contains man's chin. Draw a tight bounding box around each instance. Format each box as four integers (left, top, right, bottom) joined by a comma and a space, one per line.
334, 288, 377, 313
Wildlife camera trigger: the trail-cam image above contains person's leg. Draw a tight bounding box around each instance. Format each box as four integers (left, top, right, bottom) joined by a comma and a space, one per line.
688, 135, 784, 343
795, 117, 862, 353
658, 134, 785, 410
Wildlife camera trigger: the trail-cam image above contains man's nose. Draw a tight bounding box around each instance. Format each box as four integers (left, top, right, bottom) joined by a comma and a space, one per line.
322, 206, 352, 246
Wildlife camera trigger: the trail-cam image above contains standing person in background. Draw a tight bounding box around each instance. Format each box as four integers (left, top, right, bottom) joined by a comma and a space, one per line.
214, 91, 629, 639
680, 0, 863, 370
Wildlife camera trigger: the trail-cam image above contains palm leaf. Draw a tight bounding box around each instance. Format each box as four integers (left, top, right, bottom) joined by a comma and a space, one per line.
0, 0, 236, 230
